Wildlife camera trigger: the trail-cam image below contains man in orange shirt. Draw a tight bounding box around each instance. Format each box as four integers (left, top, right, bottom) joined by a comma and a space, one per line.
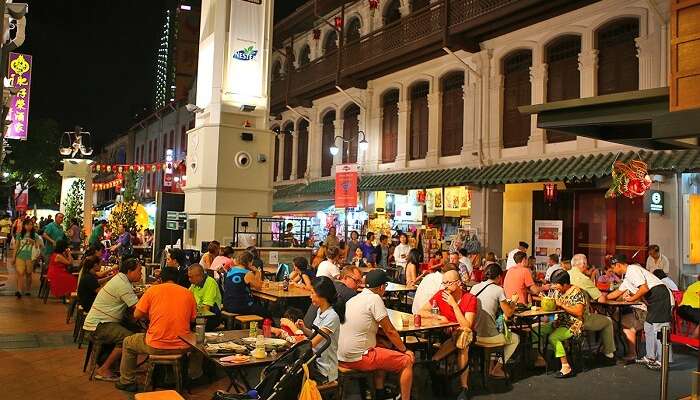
504, 251, 541, 305
116, 267, 197, 392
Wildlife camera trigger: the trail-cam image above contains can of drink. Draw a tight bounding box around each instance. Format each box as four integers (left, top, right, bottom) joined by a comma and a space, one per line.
414, 314, 421, 328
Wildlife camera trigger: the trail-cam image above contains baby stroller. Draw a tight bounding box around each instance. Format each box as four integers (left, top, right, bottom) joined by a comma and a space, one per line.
213, 325, 331, 400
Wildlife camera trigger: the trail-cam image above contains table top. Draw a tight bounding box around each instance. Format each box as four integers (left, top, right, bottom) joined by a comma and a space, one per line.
386, 309, 458, 333
252, 283, 311, 301
593, 300, 644, 307
514, 309, 564, 318
180, 330, 285, 368
385, 282, 417, 292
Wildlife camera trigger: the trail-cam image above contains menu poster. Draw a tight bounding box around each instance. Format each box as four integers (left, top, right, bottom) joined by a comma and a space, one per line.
534, 220, 563, 263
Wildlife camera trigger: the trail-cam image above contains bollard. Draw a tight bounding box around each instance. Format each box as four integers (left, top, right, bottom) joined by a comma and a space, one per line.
659, 325, 670, 400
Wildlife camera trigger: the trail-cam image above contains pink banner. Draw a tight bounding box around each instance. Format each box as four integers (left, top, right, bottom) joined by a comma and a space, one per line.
6, 52, 32, 140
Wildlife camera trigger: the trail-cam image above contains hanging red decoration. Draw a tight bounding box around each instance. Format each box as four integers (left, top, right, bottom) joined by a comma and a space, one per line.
417, 190, 426, 204
606, 158, 652, 199
368, 0, 380, 11
543, 183, 558, 203
334, 16, 343, 29
312, 28, 321, 40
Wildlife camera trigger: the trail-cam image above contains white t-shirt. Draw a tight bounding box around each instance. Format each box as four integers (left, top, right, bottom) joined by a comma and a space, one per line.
411, 271, 443, 314
620, 264, 674, 307
505, 248, 519, 270
313, 307, 340, 382
646, 254, 670, 273
338, 289, 388, 362
83, 273, 138, 331
316, 260, 340, 279
544, 264, 562, 282
661, 277, 679, 291
393, 243, 411, 267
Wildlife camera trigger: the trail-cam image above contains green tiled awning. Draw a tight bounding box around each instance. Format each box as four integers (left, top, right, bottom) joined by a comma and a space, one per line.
273, 150, 700, 199
272, 199, 335, 213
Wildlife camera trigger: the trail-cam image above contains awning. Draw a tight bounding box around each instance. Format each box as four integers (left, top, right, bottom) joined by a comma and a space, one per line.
519, 87, 700, 149
272, 199, 335, 213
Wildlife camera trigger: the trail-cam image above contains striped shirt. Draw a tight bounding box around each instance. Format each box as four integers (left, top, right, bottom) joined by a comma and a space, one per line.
82, 273, 138, 331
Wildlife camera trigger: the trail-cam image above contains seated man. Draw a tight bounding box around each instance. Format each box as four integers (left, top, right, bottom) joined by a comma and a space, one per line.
82, 257, 142, 382
411, 263, 448, 314
338, 270, 415, 400
678, 276, 700, 338
222, 250, 267, 317
470, 264, 520, 378
116, 267, 197, 392
187, 263, 223, 331
569, 254, 616, 364
544, 254, 562, 283
418, 270, 477, 400
504, 251, 541, 305
303, 265, 361, 327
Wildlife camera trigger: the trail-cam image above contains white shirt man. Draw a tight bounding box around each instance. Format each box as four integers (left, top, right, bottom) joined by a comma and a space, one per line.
411, 268, 443, 314
316, 259, 340, 279
646, 245, 670, 273
393, 242, 411, 269
544, 254, 562, 282
505, 242, 529, 270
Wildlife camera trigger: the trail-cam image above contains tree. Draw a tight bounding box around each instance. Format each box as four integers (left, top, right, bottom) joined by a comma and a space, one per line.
108, 172, 143, 236
62, 179, 85, 230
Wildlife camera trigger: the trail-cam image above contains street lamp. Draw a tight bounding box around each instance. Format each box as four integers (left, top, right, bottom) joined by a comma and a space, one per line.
329, 130, 369, 158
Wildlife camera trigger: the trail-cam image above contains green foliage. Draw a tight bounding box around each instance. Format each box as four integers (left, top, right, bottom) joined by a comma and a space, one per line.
62, 179, 85, 230
122, 170, 141, 203
108, 201, 141, 236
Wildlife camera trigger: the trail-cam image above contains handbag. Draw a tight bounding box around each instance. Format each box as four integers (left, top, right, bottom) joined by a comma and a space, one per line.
298, 364, 322, 400
30, 243, 40, 261
452, 328, 473, 350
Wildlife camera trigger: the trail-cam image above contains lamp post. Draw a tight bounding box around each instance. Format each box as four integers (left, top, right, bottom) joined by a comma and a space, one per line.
329, 131, 368, 242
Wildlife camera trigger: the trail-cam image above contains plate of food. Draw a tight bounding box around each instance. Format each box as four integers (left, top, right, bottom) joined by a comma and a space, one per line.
205, 341, 248, 354
241, 337, 289, 350
220, 354, 251, 363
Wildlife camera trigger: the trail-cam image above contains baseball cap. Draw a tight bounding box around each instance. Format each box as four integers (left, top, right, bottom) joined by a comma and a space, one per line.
365, 269, 390, 288
610, 254, 627, 265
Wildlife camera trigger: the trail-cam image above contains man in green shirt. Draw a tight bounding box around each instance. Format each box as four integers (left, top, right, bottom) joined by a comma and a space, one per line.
569, 253, 616, 362
42, 213, 67, 256
89, 220, 107, 247
187, 263, 222, 331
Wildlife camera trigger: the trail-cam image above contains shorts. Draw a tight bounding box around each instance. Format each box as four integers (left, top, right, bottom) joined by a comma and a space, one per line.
339, 347, 412, 374
87, 322, 133, 347
15, 258, 32, 275
621, 309, 646, 331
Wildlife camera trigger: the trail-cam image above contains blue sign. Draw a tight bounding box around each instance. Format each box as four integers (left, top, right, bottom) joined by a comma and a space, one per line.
233, 46, 258, 61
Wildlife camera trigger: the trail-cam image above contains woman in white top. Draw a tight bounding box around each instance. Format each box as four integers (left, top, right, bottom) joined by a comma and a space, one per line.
316, 246, 341, 279
393, 233, 411, 270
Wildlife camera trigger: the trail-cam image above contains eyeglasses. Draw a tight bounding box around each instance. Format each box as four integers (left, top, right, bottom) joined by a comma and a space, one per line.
441, 280, 460, 287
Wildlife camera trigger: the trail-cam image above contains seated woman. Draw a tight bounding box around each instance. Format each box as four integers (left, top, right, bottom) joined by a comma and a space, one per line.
222, 250, 267, 317
47, 240, 78, 301
166, 248, 191, 288
200, 240, 220, 269
417, 270, 477, 400
537, 269, 586, 378
311, 245, 326, 270
290, 256, 315, 290
211, 246, 235, 273
405, 248, 421, 287
295, 276, 344, 385
350, 247, 367, 269
77, 256, 104, 312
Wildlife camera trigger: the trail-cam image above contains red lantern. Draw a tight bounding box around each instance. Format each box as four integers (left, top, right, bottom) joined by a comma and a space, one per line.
543, 183, 558, 203
368, 0, 379, 11
334, 16, 343, 29
312, 28, 321, 40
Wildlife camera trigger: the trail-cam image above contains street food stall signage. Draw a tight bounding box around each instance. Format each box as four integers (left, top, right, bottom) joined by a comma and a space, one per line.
335, 164, 358, 209
6, 53, 32, 140
534, 220, 563, 263
166, 211, 188, 230
645, 190, 664, 214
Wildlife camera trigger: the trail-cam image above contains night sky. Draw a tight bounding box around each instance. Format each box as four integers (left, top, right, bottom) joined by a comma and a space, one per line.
21, 0, 305, 148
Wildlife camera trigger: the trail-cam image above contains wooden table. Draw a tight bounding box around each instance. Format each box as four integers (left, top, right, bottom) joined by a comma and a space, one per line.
592, 300, 644, 354
384, 283, 417, 310
386, 309, 458, 334
262, 265, 278, 278
180, 330, 287, 392
252, 283, 310, 302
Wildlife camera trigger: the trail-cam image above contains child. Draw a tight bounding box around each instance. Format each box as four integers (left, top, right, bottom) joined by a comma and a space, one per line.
290, 256, 315, 290
272, 307, 305, 341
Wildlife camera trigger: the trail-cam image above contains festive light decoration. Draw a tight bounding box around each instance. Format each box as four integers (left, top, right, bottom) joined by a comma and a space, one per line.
543, 183, 558, 203
93, 163, 167, 173
312, 28, 321, 41
334, 16, 343, 29
605, 158, 652, 199
368, 0, 380, 12
92, 178, 123, 191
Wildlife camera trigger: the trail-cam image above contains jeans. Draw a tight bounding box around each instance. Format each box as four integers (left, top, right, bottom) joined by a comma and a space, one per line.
583, 313, 616, 355
644, 321, 672, 362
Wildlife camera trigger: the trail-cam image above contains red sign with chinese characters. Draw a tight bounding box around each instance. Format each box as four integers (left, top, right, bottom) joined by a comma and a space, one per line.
6, 53, 32, 140
335, 164, 358, 209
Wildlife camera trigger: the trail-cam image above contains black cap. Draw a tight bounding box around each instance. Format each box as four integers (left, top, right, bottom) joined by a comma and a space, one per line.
365, 269, 390, 288
610, 254, 627, 265
519, 241, 529, 249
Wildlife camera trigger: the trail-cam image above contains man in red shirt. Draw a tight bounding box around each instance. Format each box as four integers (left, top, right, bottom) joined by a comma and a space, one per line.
116, 267, 197, 392
504, 251, 541, 305
417, 269, 477, 400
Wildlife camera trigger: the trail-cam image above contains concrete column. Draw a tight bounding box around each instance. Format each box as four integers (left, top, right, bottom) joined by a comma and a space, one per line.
59, 159, 95, 238
460, 78, 476, 161
578, 47, 598, 150
368, 108, 382, 171
426, 91, 440, 165
277, 135, 285, 181
290, 129, 299, 179
469, 186, 503, 256
476, 50, 492, 163
396, 98, 409, 169
636, 32, 661, 90
399, 0, 410, 16
488, 73, 503, 158
527, 62, 547, 155
332, 118, 343, 175
310, 120, 324, 179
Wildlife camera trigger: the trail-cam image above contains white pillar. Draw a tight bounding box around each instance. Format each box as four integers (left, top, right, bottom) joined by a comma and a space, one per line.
578, 45, 598, 150
291, 128, 299, 179
427, 90, 440, 165
59, 159, 95, 238
310, 119, 324, 179
396, 98, 409, 169
527, 62, 547, 155
636, 32, 661, 90
332, 118, 343, 175
461, 77, 477, 162
277, 135, 286, 181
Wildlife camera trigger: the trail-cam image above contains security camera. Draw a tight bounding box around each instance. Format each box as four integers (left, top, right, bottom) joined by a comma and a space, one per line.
186, 104, 204, 113
6, 3, 28, 19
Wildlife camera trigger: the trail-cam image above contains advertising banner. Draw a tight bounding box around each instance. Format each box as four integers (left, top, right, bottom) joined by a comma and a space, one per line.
6, 53, 32, 140
227, 0, 266, 106
534, 220, 563, 263
335, 164, 358, 209
15, 183, 28, 213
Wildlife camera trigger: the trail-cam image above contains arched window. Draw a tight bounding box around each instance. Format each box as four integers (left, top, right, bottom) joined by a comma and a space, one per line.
596, 18, 639, 95
383, 0, 401, 25
502, 49, 532, 148
273, 131, 280, 181
441, 72, 464, 156
298, 45, 311, 67
382, 89, 399, 163
411, 0, 430, 12
346, 18, 361, 43
409, 81, 429, 160
324, 30, 338, 55
343, 104, 360, 164
321, 111, 335, 177
283, 122, 294, 180
271, 61, 282, 81
296, 119, 309, 179
546, 35, 581, 143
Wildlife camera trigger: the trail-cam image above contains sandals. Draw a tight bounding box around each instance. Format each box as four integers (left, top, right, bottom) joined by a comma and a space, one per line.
94, 374, 119, 382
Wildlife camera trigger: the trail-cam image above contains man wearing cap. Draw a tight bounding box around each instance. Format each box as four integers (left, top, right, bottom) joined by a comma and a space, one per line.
338, 269, 415, 400
505, 241, 529, 270
608, 254, 673, 370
